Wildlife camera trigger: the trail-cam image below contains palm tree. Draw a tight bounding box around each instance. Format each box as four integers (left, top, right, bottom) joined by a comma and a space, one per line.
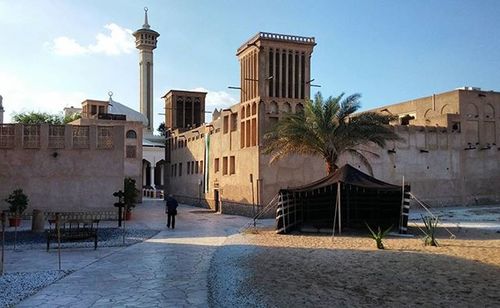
263, 92, 400, 175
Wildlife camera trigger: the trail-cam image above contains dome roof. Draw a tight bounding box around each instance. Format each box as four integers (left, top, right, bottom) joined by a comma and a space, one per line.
108, 99, 148, 127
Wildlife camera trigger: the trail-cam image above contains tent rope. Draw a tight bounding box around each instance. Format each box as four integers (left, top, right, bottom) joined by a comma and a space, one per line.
409, 192, 456, 239
240, 194, 280, 232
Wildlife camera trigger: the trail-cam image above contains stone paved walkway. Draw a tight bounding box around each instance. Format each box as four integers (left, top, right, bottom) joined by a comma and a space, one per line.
13, 200, 253, 307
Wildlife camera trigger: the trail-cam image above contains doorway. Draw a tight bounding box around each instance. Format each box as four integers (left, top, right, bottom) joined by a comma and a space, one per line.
214, 189, 220, 213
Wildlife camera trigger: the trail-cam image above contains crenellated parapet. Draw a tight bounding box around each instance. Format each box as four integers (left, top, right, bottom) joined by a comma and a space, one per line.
0, 124, 122, 151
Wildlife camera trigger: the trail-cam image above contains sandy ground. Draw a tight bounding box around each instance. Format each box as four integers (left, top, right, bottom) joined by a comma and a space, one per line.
210, 214, 500, 307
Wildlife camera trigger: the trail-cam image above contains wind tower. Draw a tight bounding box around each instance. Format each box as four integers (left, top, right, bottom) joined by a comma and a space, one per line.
235, 32, 316, 139
133, 7, 160, 132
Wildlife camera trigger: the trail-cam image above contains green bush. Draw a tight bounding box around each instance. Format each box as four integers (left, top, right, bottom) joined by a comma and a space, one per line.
422, 215, 439, 246
124, 178, 139, 213
5, 189, 29, 216
366, 223, 392, 249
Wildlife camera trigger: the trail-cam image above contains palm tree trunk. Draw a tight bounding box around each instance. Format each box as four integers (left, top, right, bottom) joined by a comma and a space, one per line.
326, 161, 337, 175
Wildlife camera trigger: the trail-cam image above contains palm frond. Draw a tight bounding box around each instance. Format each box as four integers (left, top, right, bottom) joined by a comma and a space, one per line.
262, 91, 401, 174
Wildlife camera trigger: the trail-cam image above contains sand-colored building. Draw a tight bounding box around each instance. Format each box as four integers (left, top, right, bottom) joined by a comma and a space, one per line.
0, 123, 132, 212
70, 97, 145, 190
346, 87, 500, 206
166, 32, 326, 215
165, 32, 500, 215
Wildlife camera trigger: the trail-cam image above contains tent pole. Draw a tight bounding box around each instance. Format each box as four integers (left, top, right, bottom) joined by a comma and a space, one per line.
332, 186, 338, 238
338, 183, 342, 235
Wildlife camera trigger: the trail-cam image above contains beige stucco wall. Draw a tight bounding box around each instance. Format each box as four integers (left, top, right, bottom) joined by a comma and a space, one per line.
0, 124, 127, 213
73, 118, 143, 190
339, 121, 500, 206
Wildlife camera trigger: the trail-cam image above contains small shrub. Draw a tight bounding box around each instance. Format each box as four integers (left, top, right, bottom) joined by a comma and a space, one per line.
5, 189, 29, 216
124, 177, 139, 213
366, 223, 392, 249
422, 215, 439, 246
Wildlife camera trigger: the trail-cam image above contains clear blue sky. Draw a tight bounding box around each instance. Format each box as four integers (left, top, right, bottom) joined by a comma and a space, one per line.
1, 0, 499, 129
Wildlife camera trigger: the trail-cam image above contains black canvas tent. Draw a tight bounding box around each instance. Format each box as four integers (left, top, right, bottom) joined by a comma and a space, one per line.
276, 164, 409, 234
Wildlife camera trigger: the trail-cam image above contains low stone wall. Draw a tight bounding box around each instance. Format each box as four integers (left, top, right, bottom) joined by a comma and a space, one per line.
172, 194, 210, 209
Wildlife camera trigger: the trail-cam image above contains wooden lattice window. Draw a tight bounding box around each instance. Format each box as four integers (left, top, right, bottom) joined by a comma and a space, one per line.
223, 156, 228, 175
231, 113, 238, 132
72, 126, 90, 149
229, 156, 235, 175
23, 125, 40, 148
214, 158, 220, 173
0, 124, 15, 148
97, 127, 113, 149
126, 145, 137, 158
48, 125, 65, 149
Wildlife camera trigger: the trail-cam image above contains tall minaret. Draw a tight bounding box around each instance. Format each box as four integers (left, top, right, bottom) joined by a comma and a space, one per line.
0, 95, 4, 124
133, 7, 159, 132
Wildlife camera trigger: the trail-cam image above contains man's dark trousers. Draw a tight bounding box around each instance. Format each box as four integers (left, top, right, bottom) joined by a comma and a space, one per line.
167, 213, 175, 229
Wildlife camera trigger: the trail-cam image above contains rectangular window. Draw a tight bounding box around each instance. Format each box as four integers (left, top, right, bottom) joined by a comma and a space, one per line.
126, 145, 137, 158
282, 52, 287, 97
301, 53, 305, 99
240, 121, 245, 148
195, 161, 199, 174
98, 106, 105, 114
223, 115, 229, 134
91, 105, 97, 115
200, 160, 203, 174
176, 100, 184, 128
185, 100, 193, 127
251, 118, 257, 146
171, 165, 174, 177
97, 126, 113, 149
194, 100, 201, 127
187, 162, 191, 174
0, 124, 15, 148
229, 156, 235, 175
174, 164, 177, 177
222, 156, 228, 175
294, 53, 299, 99
214, 158, 220, 173
179, 163, 183, 176
23, 125, 41, 149
231, 113, 238, 131
191, 161, 195, 174
48, 125, 65, 149
246, 119, 251, 147
269, 49, 274, 97
275, 49, 280, 98
288, 53, 293, 98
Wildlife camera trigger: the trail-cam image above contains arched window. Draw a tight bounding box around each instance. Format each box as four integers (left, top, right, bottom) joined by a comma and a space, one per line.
269, 101, 278, 114
126, 130, 137, 139
252, 102, 257, 115
440, 104, 452, 115
283, 102, 291, 113
295, 103, 304, 114
465, 103, 479, 119
485, 103, 495, 119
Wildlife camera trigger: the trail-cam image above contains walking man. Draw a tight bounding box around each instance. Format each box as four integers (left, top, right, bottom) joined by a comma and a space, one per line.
166, 194, 178, 229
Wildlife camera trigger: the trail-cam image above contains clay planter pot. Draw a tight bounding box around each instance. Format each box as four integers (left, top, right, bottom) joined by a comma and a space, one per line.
9, 217, 21, 227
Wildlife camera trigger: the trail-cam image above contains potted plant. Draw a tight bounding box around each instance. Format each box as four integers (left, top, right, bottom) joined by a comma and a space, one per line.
5, 189, 29, 227
123, 178, 139, 220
